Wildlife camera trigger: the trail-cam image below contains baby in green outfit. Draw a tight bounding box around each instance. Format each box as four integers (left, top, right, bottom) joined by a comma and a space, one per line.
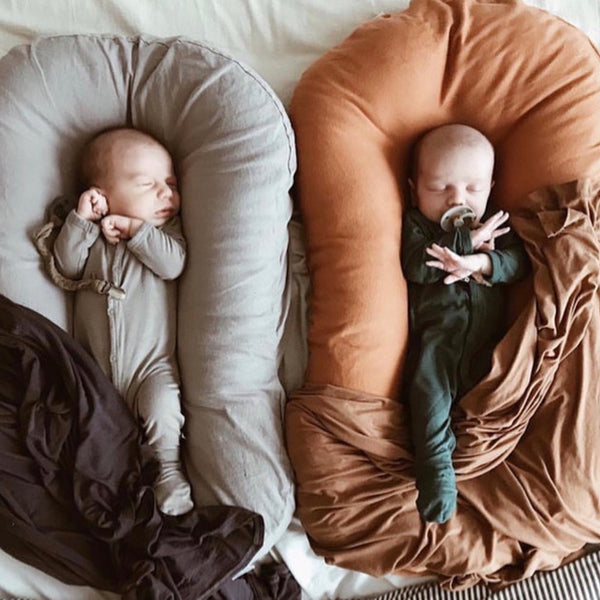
401, 124, 529, 523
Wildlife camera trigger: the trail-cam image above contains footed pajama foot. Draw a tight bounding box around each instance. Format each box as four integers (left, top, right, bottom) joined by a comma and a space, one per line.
416, 467, 457, 524
154, 461, 194, 516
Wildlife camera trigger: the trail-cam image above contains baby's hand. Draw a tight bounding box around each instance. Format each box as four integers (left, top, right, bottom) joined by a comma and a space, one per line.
101, 215, 132, 244
477, 239, 495, 252
470, 210, 510, 250
101, 214, 143, 244
426, 244, 491, 284
77, 188, 108, 221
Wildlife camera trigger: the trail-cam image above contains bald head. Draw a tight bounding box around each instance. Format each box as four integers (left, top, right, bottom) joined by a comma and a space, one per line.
412, 124, 494, 182
79, 127, 166, 189
409, 123, 495, 223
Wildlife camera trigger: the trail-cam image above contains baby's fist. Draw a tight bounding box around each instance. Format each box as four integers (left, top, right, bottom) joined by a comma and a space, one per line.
100, 214, 140, 244
77, 188, 108, 221
101, 215, 124, 244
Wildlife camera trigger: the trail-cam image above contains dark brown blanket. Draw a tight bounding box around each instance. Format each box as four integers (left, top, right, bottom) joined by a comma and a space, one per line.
0, 294, 299, 600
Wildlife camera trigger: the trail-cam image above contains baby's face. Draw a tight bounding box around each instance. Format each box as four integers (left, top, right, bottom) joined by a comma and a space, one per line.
99, 139, 180, 227
414, 142, 493, 225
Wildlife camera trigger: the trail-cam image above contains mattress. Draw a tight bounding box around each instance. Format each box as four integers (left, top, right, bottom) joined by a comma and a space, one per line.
0, 1, 599, 600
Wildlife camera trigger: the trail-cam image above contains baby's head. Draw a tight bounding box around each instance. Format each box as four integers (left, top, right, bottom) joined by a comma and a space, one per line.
80, 127, 180, 227
409, 124, 494, 225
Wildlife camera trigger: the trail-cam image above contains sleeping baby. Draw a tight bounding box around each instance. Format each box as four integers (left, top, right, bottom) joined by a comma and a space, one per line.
53, 127, 193, 516
401, 123, 529, 523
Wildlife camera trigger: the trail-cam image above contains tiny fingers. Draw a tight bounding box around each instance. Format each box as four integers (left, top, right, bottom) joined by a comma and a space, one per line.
439, 247, 459, 260
425, 260, 445, 270
90, 189, 108, 210
444, 269, 473, 284
495, 215, 509, 228
444, 274, 462, 285
101, 219, 118, 244
490, 226, 511, 239
482, 210, 507, 228
426, 244, 443, 255
425, 248, 445, 261
427, 244, 455, 257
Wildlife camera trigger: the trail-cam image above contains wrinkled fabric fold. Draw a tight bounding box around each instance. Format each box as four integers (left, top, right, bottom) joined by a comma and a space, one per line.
0, 293, 299, 599
286, 180, 600, 589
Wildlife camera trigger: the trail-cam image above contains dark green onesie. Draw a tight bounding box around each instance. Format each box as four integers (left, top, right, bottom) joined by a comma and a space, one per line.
401, 207, 529, 522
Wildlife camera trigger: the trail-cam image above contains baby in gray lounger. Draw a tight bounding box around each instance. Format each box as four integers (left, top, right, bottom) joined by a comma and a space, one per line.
53, 127, 193, 516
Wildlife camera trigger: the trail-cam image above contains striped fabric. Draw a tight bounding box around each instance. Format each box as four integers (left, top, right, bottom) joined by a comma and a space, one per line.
360, 550, 600, 600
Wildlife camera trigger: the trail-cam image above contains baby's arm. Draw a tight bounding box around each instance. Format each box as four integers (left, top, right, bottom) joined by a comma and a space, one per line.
401, 209, 473, 284
426, 230, 529, 285
127, 217, 187, 280
53, 210, 101, 279
53, 188, 107, 278
484, 228, 530, 284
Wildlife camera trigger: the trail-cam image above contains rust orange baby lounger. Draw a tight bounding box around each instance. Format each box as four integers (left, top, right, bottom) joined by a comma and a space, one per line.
286, 0, 600, 589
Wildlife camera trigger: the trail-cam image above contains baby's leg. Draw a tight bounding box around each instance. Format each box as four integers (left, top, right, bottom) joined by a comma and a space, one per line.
134, 373, 194, 516
408, 326, 464, 523
152, 446, 194, 516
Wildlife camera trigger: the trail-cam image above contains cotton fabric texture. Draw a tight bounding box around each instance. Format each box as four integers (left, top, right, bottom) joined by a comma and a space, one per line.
0, 34, 295, 561
286, 0, 600, 588
0, 294, 263, 599
401, 207, 529, 523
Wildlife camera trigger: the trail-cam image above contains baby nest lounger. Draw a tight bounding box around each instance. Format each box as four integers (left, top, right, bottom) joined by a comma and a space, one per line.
286, 0, 600, 590
0, 33, 296, 589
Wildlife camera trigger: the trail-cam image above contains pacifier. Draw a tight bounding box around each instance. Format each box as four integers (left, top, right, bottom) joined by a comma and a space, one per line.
439, 206, 476, 231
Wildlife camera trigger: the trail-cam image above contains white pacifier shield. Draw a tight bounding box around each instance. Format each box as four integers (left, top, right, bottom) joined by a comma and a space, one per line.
439, 206, 476, 231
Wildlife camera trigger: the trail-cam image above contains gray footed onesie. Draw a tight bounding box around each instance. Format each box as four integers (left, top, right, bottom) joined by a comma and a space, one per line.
53, 209, 193, 514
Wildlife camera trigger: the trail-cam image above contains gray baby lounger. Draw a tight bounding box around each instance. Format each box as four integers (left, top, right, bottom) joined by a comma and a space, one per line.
0, 34, 296, 596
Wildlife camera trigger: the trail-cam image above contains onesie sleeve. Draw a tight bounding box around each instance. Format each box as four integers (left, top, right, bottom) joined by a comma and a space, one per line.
485, 229, 530, 285
127, 216, 187, 280
401, 209, 473, 284
53, 209, 101, 279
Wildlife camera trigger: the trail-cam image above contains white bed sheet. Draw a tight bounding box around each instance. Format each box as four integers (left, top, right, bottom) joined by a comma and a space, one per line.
0, 1, 599, 599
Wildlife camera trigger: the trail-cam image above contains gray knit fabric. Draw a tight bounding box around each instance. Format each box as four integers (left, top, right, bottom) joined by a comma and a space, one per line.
0, 34, 295, 560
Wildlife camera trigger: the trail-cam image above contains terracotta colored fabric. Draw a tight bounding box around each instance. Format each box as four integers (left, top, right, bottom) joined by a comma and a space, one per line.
288, 0, 600, 397
286, 0, 600, 589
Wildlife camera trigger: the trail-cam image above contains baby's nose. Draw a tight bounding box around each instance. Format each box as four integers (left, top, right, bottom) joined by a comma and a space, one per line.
447, 188, 465, 206
158, 182, 172, 200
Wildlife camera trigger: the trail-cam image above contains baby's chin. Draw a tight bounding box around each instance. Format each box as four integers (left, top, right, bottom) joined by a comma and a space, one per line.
149, 211, 177, 226
150, 217, 169, 227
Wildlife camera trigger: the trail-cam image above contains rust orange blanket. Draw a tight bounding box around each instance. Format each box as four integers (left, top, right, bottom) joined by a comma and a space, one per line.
286, 180, 600, 588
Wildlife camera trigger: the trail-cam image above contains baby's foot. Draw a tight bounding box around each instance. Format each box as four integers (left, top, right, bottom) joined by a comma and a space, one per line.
154, 461, 194, 516
416, 467, 457, 524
